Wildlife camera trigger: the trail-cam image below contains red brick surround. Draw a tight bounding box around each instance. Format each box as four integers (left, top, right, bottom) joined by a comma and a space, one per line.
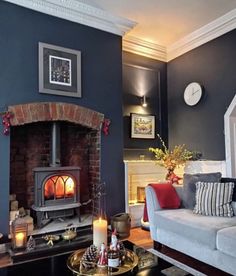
9, 102, 104, 215
8, 102, 104, 130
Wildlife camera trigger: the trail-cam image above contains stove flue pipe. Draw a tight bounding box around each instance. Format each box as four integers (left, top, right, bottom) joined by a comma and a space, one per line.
50, 122, 61, 167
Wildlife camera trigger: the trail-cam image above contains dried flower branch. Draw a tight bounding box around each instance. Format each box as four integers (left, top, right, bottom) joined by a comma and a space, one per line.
149, 134, 193, 170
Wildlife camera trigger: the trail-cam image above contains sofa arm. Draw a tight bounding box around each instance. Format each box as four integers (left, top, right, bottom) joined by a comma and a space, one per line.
145, 185, 184, 241
145, 185, 161, 241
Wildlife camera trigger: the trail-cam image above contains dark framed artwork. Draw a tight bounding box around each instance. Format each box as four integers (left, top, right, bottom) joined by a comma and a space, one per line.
39, 42, 81, 97
131, 113, 155, 139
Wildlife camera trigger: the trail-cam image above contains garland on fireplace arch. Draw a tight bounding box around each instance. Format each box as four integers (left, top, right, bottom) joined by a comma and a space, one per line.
1, 111, 13, 135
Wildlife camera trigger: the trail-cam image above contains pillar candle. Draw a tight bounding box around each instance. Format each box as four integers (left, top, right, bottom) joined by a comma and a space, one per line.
93, 217, 107, 249
15, 232, 25, 247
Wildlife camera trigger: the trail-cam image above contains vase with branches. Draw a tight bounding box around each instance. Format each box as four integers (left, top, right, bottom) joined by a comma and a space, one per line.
149, 134, 193, 181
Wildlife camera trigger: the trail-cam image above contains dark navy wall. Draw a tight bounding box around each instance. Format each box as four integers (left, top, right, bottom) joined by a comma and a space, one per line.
123, 52, 167, 160
168, 29, 236, 160
0, 2, 123, 235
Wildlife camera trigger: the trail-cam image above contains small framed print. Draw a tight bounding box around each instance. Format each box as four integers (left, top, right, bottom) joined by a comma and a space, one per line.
39, 42, 81, 98
131, 113, 155, 139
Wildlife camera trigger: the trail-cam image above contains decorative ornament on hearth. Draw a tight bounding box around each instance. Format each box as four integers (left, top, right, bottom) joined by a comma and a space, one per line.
149, 134, 193, 182
61, 224, 77, 241
43, 234, 60, 246
26, 235, 36, 251
1, 111, 13, 135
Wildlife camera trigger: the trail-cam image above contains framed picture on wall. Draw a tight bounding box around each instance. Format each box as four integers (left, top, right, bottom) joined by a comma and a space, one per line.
38, 42, 81, 97
131, 113, 155, 139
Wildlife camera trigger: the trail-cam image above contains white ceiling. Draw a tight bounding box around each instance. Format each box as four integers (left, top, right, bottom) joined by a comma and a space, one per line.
84, 0, 236, 47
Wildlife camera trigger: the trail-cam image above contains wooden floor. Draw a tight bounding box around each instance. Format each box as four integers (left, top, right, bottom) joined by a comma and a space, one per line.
128, 227, 152, 249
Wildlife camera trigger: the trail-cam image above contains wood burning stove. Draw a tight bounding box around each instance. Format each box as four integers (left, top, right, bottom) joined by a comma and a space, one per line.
32, 122, 81, 228
32, 167, 81, 228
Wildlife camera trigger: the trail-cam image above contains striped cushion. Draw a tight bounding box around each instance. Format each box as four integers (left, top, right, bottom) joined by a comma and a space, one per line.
193, 182, 234, 217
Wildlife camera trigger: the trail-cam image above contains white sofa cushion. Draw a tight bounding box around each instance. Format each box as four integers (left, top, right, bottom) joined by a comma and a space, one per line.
217, 226, 236, 258
154, 208, 236, 250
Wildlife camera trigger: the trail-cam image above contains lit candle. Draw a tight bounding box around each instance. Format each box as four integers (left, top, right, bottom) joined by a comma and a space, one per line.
93, 217, 107, 249
15, 232, 25, 247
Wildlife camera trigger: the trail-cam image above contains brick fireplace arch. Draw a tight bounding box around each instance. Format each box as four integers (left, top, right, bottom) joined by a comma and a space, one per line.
8, 102, 104, 129
8, 102, 105, 227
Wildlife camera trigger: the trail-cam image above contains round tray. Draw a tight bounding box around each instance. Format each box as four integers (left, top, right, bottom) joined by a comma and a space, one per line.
67, 248, 139, 275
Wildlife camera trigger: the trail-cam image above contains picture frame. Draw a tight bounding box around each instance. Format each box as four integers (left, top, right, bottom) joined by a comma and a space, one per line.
39, 42, 81, 98
131, 113, 155, 139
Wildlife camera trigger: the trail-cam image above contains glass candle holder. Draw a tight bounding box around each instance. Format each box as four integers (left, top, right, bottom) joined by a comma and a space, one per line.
12, 216, 28, 250
92, 182, 107, 250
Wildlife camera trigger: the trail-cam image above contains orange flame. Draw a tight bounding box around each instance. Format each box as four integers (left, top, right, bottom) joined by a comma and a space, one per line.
44, 175, 75, 200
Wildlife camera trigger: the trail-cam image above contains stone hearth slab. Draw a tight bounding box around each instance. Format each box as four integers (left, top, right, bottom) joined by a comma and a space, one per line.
32, 214, 92, 236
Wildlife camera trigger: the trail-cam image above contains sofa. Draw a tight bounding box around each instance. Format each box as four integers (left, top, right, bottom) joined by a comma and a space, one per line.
145, 175, 236, 275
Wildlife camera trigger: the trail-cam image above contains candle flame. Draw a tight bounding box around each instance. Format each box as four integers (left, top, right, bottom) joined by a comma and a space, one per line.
16, 232, 24, 239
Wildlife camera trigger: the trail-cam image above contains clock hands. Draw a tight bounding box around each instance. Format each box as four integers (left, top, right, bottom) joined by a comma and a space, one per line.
192, 89, 200, 96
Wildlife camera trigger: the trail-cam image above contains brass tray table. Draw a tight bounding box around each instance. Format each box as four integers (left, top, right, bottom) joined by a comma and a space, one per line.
67, 248, 139, 275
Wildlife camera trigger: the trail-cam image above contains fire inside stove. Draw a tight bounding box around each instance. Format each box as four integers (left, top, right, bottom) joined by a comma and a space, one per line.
44, 175, 75, 200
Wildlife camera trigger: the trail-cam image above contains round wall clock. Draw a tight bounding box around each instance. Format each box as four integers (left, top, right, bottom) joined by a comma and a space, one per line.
183, 82, 203, 106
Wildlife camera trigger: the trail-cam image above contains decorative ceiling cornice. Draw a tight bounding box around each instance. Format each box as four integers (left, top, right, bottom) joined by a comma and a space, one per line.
123, 8, 236, 62
167, 8, 236, 61
4, 0, 136, 36
123, 36, 167, 62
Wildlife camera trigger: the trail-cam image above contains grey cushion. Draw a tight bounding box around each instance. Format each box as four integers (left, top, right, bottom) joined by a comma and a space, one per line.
232, 201, 236, 215
193, 182, 234, 217
182, 172, 222, 209
217, 226, 236, 258
221, 177, 236, 201
154, 208, 236, 250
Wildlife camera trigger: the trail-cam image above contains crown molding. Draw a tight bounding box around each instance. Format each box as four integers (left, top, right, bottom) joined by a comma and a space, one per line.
124, 9, 236, 62
123, 36, 167, 62
167, 9, 236, 61
4, 0, 136, 36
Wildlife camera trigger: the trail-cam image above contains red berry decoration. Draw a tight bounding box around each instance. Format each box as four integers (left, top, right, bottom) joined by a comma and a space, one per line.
102, 119, 111, 136
2, 111, 12, 136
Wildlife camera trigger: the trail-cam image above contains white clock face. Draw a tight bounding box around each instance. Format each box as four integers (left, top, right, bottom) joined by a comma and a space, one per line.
184, 82, 202, 106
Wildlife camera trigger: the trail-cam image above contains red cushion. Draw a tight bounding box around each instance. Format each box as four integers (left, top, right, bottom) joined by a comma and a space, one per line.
150, 183, 181, 208
143, 199, 148, 222
143, 182, 181, 222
